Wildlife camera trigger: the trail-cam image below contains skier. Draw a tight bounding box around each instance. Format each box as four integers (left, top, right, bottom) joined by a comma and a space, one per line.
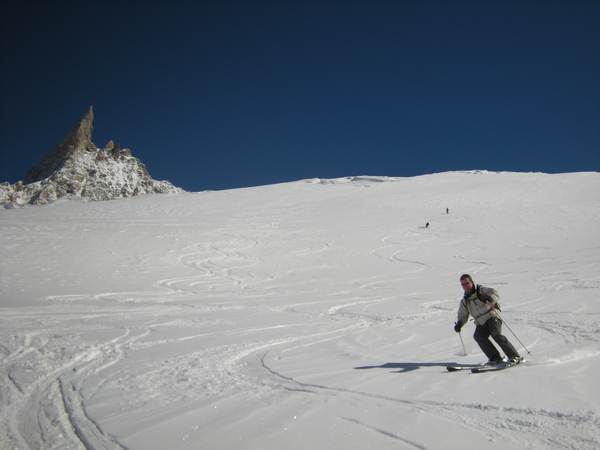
446, 208, 449, 214
425, 222, 430, 228
454, 274, 521, 365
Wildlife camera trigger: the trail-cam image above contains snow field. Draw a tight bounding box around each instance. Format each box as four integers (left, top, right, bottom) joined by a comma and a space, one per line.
0, 171, 599, 449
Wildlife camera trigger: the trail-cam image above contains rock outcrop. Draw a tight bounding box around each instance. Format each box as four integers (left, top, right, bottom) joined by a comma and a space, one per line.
1, 107, 183, 207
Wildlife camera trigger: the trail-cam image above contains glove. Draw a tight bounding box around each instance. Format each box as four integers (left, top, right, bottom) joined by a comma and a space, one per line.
454, 321, 463, 333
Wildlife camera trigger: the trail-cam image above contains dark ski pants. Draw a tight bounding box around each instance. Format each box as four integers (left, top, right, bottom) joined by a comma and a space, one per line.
474, 317, 520, 361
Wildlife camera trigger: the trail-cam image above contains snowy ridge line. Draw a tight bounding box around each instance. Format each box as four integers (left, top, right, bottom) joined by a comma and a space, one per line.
300, 171, 596, 187
303, 175, 404, 185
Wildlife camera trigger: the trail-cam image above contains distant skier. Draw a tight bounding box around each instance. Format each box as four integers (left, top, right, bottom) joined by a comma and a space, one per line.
454, 274, 521, 365
425, 222, 430, 228
446, 208, 449, 214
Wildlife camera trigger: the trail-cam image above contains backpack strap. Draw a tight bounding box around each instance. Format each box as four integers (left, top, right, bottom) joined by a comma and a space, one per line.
476, 285, 496, 305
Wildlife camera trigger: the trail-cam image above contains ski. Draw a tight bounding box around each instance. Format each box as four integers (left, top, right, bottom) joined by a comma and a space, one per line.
471, 360, 523, 373
446, 365, 478, 372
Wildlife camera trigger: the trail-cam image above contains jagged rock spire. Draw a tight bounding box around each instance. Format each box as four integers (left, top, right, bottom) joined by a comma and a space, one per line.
64, 105, 95, 151
1, 106, 182, 206
25, 106, 96, 183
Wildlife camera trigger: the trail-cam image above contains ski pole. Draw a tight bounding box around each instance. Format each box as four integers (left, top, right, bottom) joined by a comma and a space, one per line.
458, 331, 467, 356
499, 314, 531, 355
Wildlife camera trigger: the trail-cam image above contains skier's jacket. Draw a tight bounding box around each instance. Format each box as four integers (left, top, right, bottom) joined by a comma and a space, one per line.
457, 284, 500, 327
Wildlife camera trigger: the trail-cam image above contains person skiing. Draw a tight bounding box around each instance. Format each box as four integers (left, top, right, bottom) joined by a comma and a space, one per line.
454, 274, 521, 365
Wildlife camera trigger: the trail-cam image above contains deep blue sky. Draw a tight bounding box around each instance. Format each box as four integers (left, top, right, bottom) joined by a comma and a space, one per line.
1, 1, 599, 191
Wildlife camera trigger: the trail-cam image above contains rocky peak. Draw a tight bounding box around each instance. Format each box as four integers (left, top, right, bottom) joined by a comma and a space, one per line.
25, 106, 96, 183
1, 107, 183, 207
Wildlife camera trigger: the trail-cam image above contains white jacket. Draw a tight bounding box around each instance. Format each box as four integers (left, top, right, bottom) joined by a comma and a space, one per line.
457, 285, 501, 326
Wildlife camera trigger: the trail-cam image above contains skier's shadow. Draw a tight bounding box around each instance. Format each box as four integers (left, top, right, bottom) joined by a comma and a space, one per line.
354, 362, 478, 373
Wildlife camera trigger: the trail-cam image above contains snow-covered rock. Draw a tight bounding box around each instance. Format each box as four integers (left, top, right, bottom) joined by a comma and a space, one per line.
1, 106, 182, 207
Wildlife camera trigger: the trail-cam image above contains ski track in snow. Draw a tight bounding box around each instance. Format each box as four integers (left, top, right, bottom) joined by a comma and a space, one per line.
1, 172, 599, 449
261, 350, 600, 449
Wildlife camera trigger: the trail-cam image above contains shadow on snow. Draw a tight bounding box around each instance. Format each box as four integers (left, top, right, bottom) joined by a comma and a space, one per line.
354, 362, 479, 373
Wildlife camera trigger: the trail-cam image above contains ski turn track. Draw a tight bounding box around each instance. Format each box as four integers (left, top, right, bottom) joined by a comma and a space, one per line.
261, 352, 600, 449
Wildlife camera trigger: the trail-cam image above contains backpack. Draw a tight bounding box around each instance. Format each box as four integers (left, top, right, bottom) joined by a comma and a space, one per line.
476, 285, 501, 311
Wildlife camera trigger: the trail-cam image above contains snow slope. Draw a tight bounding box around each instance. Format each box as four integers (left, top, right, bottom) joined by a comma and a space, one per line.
1, 171, 599, 449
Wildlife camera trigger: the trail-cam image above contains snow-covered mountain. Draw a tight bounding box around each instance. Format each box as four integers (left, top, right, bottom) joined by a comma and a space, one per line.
0, 107, 182, 206
0, 171, 599, 449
